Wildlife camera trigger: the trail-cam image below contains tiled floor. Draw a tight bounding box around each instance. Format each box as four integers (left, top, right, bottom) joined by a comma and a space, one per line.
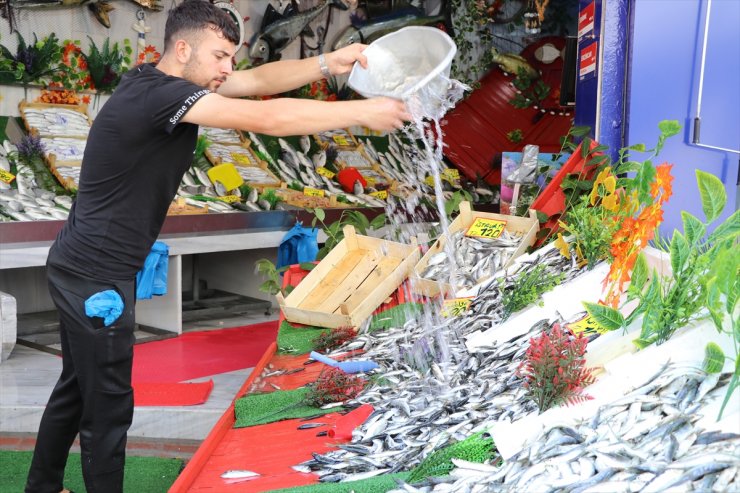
0, 308, 278, 458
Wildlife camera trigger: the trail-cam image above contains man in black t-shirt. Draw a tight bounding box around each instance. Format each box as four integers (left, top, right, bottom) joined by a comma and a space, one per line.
25, 1, 410, 492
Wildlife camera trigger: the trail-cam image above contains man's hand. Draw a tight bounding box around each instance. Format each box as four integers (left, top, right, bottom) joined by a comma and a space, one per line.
358, 97, 412, 132
325, 44, 369, 76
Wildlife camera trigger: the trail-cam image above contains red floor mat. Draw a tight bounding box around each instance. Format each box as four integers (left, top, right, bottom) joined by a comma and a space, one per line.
132, 321, 279, 384
133, 380, 214, 406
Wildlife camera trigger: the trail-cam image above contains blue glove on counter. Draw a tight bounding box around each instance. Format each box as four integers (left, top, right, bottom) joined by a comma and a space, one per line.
309, 351, 379, 374
85, 290, 124, 326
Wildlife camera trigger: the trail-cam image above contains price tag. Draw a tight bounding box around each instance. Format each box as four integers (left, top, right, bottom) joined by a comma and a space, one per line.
443, 168, 460, 180
316, 167, 335, 179
0, 169, 15, 184
424, 176, 435, 187
333, 135, 350, 146
303, 187, 325, 197
465, 217, 507, 239
369, 190, 388, 200
218, 195, 241, 203
441, 298, 473, 318
565, 313, 609, 336
364, 176, 377, 186
230, 152, 252, 165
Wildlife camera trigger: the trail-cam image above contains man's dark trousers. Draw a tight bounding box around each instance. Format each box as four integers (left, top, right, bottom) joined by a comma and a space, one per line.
25, 248, 136, 493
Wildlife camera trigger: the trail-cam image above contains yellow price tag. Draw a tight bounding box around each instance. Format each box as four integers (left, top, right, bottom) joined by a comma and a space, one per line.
369, 190, 388, 200
0, 169, 15, 184
424, 176, 435, 187
443, 168, 460, 180
230, 152, 252, 165
333, 135, 350, 146
565, 313, 610, 336
364, 176, 377, 186
316, 167, 335, 179
441, 298, 473, 318
303, 187, 325, 197
465, 217, 507, 239
218, 195, 241, 203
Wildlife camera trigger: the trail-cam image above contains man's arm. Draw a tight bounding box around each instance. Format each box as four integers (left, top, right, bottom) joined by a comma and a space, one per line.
217, 44, 369, 98
182, 93, 409, 136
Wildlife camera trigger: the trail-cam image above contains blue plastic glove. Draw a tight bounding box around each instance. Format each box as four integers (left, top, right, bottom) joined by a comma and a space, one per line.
136, 241, 169, 299
84, 290, 124, 326
309, 351, 379, 374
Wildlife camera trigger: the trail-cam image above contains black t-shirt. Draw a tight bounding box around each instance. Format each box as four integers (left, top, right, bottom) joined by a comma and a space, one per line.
53, 63, 211, 280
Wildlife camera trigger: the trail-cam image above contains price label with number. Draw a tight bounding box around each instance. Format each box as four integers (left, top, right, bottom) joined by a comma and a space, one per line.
441, 298, 473, 318
230, 152, 252, 165
443, 168, 460, 180
465, 217, 507, 239
0, 169, 15, 184
333, 135, 350, 146
304, 187, 325, 197
218, 195, 241, 203
566, 313, 609, 336
364, 176, 376, 186
424, 176, 435, 187
369, 190, 388, 200
316, 167, 335, 179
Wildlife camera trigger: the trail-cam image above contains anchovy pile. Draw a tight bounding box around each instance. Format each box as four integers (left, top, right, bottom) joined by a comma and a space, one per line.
336, 149, 374, 169
40, 137, 86, 162
415, 364, 739, 493
198, 126, 242, 144
420, 230, 523, 288
0, 142, 73, 222
22, 107, 91, 137
465, 247, 583, 326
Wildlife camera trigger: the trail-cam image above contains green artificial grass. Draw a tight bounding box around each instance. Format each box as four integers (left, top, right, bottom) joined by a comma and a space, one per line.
270, 472, 410, 493
277, 320, 328, 354
0, 450, 182, 492
234, 388, 341, 428
369, 303, 424, 332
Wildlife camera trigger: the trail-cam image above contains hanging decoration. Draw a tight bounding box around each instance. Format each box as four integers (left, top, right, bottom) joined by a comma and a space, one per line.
132, 9, 152, 61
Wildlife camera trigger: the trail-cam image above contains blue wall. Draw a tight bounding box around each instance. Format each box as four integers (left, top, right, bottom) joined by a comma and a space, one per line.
627, 0, 739, 235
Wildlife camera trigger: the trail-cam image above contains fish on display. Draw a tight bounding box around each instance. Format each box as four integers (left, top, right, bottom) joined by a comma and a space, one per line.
1, 0, 162, 29
248, 0, 348, 64
331, 6, 449, 51
490, 48, 539, 79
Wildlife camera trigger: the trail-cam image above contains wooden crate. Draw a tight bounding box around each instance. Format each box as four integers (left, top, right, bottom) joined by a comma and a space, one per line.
276, 225, 420, 328
19, 100, 92, 138
205, 144, 281, 190
413, 201, 539, 297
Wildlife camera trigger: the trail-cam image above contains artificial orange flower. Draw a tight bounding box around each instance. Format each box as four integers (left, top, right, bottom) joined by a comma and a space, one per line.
137, 45, 161, 65
651, 162, 674, 204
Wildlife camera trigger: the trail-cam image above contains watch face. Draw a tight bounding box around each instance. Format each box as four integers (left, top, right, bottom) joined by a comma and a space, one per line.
215, 2, 245, 53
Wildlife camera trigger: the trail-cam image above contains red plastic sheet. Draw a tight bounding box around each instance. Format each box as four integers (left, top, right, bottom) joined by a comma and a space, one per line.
132, 321, 279, 384
133, 380, 214, 407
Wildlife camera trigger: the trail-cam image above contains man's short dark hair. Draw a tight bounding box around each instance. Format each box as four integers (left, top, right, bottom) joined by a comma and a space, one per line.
164, 0, 240, 50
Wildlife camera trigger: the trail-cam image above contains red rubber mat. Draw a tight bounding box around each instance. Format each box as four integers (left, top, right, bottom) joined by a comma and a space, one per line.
184, 409, 373, 492
133, 380, 214, 407
132, 321, 279, 384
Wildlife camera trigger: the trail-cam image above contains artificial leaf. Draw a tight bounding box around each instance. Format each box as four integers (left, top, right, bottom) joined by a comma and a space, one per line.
669, 231, 689, 277
702, 342, 725, 374
624, 302, 645, 327
631, 253, 648, 291
633, 338, 653, 350
696, 169, 726, 223
313, 207, 325, 222
681, 211, 706, 246
535, 210, 548, 223
581, 138, 592, 158
583, 301, 624, 331
570, 126, 591, 137
658, 120, 681, 138
705, 277, 724, 331
627, 143, 646, 152
708, 209, 740, 243
636, 160, 656, 204
298, 262, 316, 271
369, 213, 387, 230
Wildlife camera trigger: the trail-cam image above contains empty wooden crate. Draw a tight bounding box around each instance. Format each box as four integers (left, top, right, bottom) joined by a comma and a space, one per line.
276, 225, 420, 328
